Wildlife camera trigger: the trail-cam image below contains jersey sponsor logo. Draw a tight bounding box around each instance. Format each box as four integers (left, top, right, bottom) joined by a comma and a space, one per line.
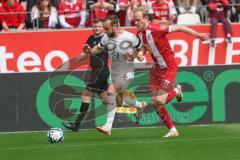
65, 13, 80, 18
119, 40, 133, 50
106, 40, 133, 51
155, 11, 169, 16
106, 42, 117, 51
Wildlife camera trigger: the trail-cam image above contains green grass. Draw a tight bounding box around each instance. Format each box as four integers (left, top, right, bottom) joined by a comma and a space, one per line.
0, 124, 240, 160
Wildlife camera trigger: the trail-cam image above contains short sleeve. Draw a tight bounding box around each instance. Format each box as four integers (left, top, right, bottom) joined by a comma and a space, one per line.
131, 34, 142, 49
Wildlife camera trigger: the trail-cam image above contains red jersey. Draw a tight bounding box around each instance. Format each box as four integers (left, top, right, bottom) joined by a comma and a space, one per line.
58, 1, 84, 27
119, 0, 146, 26
138, 23, 177, 69
148, 0, 176, 21
208, 0, 229, 18
0, 0, 26, 27
151, 1, 170, 20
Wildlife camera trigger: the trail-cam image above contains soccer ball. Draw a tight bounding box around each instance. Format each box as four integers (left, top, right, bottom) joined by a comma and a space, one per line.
47, 128, 64, 143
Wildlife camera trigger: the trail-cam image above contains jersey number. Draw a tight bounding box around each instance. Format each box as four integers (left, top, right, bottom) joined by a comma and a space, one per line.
110, 51, 120, 61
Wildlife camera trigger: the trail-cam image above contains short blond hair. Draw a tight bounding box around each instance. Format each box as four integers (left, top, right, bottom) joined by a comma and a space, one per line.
133, 9, 149, 18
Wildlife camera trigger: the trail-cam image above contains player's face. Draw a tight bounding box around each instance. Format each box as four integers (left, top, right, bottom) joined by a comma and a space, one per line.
103, 20, 115, 38
92, 22, 103, 36
134, 12, 147, 31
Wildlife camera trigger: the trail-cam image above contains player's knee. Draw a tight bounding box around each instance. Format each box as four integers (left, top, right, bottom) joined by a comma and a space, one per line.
81, 96, 91, 103
155, 96, 167, 105
151, 97, 158, 106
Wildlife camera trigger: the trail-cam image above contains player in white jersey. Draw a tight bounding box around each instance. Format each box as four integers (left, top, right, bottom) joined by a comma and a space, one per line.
83, 15, 145, 135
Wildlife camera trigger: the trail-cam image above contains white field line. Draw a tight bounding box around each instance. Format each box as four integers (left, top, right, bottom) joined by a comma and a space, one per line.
0, 123, 238, 135
0, 136, 240, 151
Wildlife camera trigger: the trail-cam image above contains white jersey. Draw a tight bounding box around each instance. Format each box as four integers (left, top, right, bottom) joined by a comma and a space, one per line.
98, 30, 141, 89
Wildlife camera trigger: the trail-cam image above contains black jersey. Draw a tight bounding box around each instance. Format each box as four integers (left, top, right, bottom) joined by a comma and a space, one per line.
86, 34, 108, 69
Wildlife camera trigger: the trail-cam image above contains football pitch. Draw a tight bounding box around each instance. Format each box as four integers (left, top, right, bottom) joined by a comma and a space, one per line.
0, 124, 240, 160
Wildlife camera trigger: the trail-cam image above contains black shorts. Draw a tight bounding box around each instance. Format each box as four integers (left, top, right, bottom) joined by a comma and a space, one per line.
86, 67, 109, 94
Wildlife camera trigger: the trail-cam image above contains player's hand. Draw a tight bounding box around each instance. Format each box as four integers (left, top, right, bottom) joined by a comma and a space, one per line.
136, 52, 145, 62
82, 44, 91, 54
123, 48, 136, 61
198, 33, 210, 41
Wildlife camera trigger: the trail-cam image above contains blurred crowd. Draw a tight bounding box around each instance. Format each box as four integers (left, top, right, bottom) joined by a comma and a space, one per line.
0, 0, 239, 31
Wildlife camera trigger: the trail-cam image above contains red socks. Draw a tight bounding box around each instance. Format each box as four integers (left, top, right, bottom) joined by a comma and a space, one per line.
165, 89, 177, 104
157, 106, 174, 129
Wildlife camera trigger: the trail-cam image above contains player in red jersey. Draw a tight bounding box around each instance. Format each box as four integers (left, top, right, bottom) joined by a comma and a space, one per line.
118, 0, 147, 26
58, 0, 86, 28
133, 10, 209, 137
148, 0, 177, 24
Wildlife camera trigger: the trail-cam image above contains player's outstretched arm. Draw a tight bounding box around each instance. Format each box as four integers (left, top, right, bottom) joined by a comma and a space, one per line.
170, 26, 210, 41
76, 52, 87, 60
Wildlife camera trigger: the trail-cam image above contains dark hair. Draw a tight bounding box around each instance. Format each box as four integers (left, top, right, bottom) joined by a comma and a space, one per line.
104, 15, 119, 27
93, 18, 102, 24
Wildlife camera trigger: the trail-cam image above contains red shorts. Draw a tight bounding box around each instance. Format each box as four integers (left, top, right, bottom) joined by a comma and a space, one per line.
149, 65, 178, 92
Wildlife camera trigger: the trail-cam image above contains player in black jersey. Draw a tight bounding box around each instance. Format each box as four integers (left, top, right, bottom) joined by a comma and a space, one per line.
62, 18, 110, 131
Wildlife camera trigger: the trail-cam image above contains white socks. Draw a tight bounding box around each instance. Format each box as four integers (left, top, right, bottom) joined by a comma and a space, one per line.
122, 99, 142, 109
170, 127, 177, 132
135, 101, 143, 108
105, 95, 117, 130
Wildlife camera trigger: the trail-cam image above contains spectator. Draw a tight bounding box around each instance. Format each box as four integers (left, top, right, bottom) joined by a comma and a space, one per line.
176, 0, 199, 14
230, 0, 240, 22
148, 0, 177, 24
199, 0, 209, 23
26, 0, 59, 11
58, 0, 87, 28
0, 0, 26, 31
25, 0, 59, 28
208, 0, 232, 47
86, 0, 116, 26
118, 0, 147, 26
31, 0, 58, 29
